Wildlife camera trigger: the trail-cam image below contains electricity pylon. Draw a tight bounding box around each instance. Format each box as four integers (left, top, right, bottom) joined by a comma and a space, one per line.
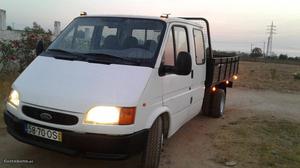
266, 21, 276, 57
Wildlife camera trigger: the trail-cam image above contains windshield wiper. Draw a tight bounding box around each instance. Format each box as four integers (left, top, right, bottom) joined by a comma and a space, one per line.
47, 49, 74, 54
47, 49, 85, 61
47, 50, 140, 65
84, 53, 140, 65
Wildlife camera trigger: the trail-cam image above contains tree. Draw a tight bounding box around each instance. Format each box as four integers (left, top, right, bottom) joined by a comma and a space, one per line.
250, 47, 263, 58
24, 22, 47, 34
18, 22, 52, 71
1, 22, 53, 73
279, 54, 288, 60
7, 26, 12, 30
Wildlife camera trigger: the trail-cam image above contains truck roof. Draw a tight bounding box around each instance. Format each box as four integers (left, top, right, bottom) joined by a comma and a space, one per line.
78, 15, 203, 28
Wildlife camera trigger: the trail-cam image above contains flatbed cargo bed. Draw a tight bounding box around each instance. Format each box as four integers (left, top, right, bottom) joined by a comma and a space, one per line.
210, 56, 239, 85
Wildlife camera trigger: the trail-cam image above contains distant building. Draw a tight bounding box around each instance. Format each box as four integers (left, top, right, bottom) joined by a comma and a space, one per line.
0, 9, 61, 41
54, 21, 61, 37
0, 9, 6, 30
0, 9, 22, 41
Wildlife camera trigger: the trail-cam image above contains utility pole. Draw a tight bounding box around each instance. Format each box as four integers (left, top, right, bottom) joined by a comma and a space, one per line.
263, 41, 266, 56
266, 21, 276, 57
263, 41, 266, 63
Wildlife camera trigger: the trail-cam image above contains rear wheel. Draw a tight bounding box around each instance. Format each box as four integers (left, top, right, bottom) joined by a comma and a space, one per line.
210, 89, 226, 118
201, 89, 212, 116
142, 117, 163, 168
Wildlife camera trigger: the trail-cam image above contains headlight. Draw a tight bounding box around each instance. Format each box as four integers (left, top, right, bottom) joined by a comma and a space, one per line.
84, 106, 136, 125
8, 89, 20, 107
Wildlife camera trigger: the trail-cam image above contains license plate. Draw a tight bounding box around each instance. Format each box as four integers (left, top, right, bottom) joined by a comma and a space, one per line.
25, 124, 62, 142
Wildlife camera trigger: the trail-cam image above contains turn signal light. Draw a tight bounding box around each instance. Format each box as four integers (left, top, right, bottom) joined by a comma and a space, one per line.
119, 107, 136, 125
212, 86, 217, 92
233, 75, 238, 80
80, 11, 87, 16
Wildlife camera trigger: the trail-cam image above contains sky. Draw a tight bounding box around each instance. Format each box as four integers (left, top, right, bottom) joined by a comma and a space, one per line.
1, 0, 300, 57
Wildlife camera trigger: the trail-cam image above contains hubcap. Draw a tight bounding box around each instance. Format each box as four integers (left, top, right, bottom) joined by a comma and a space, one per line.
220, 94, 225, 115
161, 134, 164, 148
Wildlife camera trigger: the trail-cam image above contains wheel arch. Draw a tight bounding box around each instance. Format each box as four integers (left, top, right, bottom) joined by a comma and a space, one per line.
145, 107, 171, 138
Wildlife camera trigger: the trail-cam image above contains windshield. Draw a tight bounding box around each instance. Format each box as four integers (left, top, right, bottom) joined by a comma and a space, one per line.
47, 17, 166, 67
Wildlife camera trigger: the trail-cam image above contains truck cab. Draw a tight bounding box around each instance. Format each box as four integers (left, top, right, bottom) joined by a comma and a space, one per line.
4, 15, 239, 168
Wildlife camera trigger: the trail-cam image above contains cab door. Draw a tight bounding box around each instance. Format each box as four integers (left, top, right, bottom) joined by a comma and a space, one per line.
188, 28, 207, 119
160, 25, 193, 133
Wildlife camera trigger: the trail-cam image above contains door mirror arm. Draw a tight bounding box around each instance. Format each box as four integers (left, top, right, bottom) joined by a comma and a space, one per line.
158, 63, 166, 76
36, 39, 45, 56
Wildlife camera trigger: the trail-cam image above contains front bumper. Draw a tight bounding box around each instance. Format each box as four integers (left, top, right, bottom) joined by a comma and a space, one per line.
4, 111, 148, 159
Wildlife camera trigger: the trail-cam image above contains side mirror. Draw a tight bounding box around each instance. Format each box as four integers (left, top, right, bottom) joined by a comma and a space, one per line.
36, 40, 44, 56
175, 51, 192, 75
158, 63, 166, 76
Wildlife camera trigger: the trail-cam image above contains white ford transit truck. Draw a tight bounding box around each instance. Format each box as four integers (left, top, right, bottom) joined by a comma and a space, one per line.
4, 15, 239, 168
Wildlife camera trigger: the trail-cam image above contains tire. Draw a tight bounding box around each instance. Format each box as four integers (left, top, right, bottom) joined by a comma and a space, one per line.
142, 117, 163, 168
201, 89, 212, 116
201, 91, 210, 116
210, 89, 226, 118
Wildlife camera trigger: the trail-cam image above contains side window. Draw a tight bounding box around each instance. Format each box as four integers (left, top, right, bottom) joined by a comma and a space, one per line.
161, 26, 189, 70
132, 29, 145, 45
146, 30, 161, 42
60, 28, 75, 49
194, 29, 205, 64
173, 26, 189, 56
100, 26, 117, 46
73, 25, 95, 51
162, 31, 175, 66
132, 29, 161, 47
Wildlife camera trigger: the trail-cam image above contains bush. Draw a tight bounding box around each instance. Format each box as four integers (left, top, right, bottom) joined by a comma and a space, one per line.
0, 22, 52, 74
294, 72, 300, 80
0, 40, 19, 73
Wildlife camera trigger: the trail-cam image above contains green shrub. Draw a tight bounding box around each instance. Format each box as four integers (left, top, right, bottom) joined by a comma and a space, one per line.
293, 72, 300, 80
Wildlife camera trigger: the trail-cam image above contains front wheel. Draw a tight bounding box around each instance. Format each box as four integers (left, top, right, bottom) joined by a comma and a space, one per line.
142, 117, 163, 168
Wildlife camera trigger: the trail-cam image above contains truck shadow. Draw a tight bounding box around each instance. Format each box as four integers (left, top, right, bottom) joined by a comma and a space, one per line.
0, 130, 142, 168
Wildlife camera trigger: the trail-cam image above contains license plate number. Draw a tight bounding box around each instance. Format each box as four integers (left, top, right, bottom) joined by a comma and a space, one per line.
25, 124, 62, 142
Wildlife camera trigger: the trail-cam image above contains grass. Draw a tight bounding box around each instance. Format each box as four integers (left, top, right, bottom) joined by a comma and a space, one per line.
213, 116, 300, 168
0, 73, 18, 128
235, 61, 300, 93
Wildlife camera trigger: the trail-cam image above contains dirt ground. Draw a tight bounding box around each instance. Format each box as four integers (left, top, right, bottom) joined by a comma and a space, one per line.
0, 88, 299, 168
235, 61, 300, 93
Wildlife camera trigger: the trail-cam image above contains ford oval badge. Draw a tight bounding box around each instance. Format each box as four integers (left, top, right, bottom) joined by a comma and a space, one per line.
40, 113, 53, 121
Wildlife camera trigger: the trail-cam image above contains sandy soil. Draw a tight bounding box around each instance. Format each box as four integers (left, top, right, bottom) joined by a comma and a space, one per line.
0, 88, 299, 168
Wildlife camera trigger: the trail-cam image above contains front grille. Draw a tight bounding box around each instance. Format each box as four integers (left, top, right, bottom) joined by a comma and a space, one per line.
22, 106, 79, 125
